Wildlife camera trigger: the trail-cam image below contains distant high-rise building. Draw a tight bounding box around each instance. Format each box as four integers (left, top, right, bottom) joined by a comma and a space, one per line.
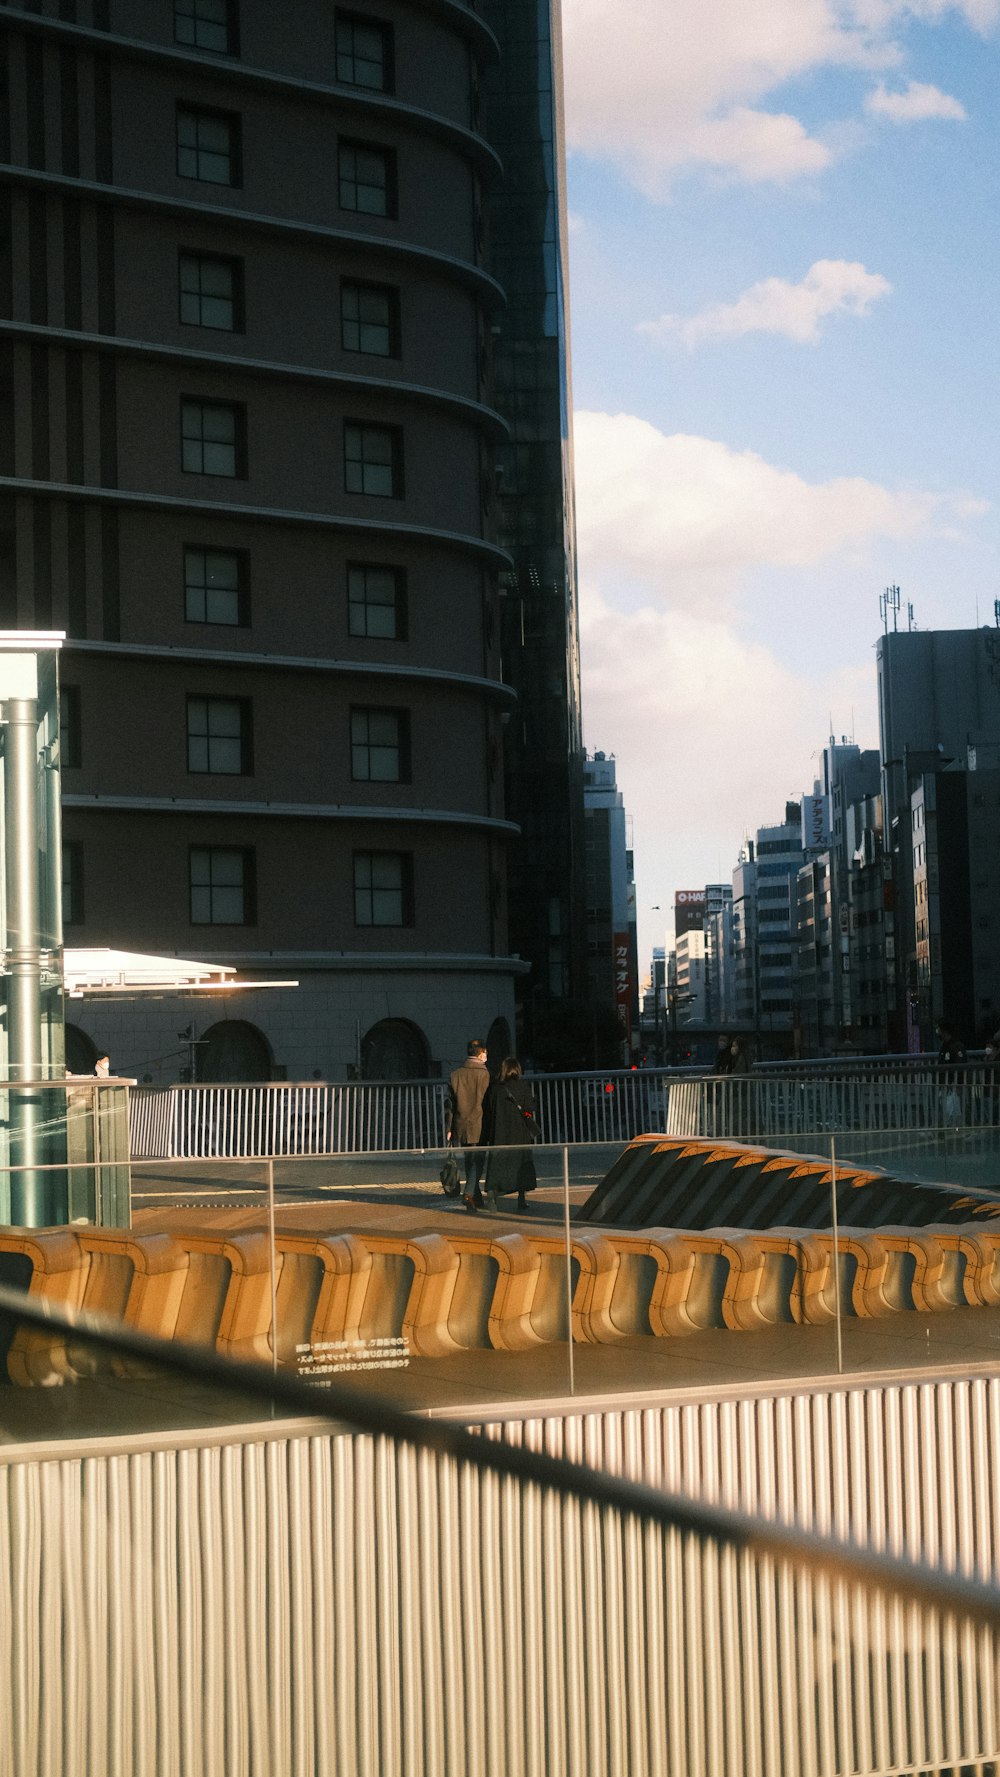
794, 745, 879, 1054
844, 789, 892, 1050
702, 883, 734, 1028
582, 750, 636, 1058
878, 628, 1000, 1047
912, 767, 1000, 1046
733, 807, 802, 1051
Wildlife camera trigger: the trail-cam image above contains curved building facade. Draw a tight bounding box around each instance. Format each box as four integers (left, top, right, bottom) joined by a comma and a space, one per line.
0, 0, 523, 1079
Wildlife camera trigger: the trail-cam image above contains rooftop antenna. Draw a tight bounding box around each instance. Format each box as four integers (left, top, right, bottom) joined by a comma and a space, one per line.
995, 599, 1000, 629
879, 584, 901, 633
907, 602, 916, 632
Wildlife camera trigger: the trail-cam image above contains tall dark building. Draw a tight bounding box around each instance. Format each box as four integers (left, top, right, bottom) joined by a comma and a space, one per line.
481, 0, 586, 1042
878, 627, 1000, 1049
0, 0, 592, 1081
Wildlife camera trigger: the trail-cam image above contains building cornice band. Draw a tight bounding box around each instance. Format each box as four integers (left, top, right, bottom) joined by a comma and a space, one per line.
62, 793, 518, 837
0, 478, 511, 570
0, 166, 505, 306
65, 639, 517, 703
0, 320, 508, 441
0, 0, 501, 74
66, 636, 515, 696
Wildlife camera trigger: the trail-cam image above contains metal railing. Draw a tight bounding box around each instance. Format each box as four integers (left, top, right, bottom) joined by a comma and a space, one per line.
666, 1066, 995, 1141
2, 1284, 1000, 1776
128, 1063, 997, 1159
128, 1069, 674, 1158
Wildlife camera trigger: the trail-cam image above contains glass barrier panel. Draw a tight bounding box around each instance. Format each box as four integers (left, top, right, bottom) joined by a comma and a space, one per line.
266, 1142, 578, 1406
0, 1155, 274, 1438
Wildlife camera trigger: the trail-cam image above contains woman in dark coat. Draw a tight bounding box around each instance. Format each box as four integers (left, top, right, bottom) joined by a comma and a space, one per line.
483, 1057, 538, 1213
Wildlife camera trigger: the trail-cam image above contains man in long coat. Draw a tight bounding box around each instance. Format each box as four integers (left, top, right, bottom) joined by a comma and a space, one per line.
445, 1038, 489, 1208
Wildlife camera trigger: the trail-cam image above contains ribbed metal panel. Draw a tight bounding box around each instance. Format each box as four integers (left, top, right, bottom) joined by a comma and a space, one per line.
3, 1375, 1000, 1775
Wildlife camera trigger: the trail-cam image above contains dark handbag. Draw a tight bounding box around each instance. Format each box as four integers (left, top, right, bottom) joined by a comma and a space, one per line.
506, 1089, 540, 1142
440, 1152, 462, 1195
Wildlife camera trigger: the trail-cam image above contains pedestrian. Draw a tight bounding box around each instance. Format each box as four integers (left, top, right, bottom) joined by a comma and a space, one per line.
935, 1019, 967, 1125
712, 1034, 732, 1075
94, 1054, 111, 1078
985, 1028, 1000, 1125
728, 1037, 751, 1075
483, 1057, 538, 1214
445, 1038, 490, 1213
935, 1020, 967, 1067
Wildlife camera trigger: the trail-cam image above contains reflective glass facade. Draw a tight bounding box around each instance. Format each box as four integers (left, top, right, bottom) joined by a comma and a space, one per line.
484, 0, 586, 1033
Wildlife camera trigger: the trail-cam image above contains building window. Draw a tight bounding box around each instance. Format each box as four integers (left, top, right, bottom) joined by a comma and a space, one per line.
176, 105, 241, 186
335, 11, 393, 91
353, 850, 412, 927
190, 846, 255, 924
341, 280, 399, 357
350, 706, 409, 782
184, 546, 248, 625
179, 252, 243, 330
344, 422, 401, 497
347, 563, 406, 639
187, 696, 253, 775
60, 685, 82, 770
62, 842, 84, 926
174, 0, 237, 54
181, 399, 245, 477
338, 139, 395, 217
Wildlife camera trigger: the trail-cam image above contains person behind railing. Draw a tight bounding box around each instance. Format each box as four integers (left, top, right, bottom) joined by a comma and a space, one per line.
935, 1019, 967, 1126
482, 1057, 538, 1215
985, 1027, 1000, 1125
445, 1038, 490, 1213
724, 1037, 752, 1139
712, 1034, 732, 1076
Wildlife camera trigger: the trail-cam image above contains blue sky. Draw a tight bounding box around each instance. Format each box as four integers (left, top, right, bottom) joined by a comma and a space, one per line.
561, 0, 1000, 970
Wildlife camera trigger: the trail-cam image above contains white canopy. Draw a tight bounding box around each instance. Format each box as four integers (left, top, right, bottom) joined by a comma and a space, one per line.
64, 949, 297, 998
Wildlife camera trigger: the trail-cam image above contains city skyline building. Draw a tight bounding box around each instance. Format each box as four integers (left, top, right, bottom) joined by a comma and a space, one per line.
878, 627, 1000, 1049
0, 0, 587, 1081
732, 807, 802, 1049
582, 748, 637, 1060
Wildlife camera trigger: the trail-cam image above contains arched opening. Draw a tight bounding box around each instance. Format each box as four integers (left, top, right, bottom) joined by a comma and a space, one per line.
64, 1023, 99, 1075
486, 1016, 512, 1078
360, 1018, 430, 1081
196, 1020, 273, 1083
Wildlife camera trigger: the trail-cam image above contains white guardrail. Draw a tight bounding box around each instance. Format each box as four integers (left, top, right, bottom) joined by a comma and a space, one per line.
665, 1066, 995, 1141
127, 1062, 997, 1159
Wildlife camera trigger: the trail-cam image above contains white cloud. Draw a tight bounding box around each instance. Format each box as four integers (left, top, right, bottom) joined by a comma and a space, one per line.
866, 79, 968, 120
572, 411, 968, 603
580, 592, 875, 950
640, 259, 892, 347
561, 0, 995, 190
573, 409, 992, 956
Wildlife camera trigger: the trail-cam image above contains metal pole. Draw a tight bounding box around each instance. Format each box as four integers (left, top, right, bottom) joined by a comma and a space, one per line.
3, 697, 59, 1224
268, 1155, 278, 1379
563, 1143, 575, 1397
830, 1132, 843, 1376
